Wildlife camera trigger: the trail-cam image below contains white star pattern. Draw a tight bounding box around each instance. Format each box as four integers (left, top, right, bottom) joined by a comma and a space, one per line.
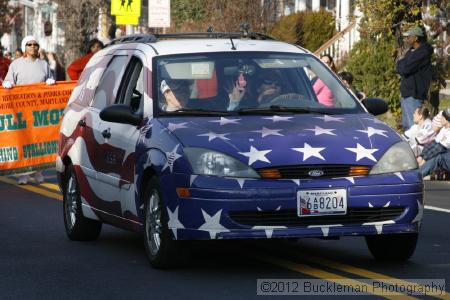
307, 225, 343, 237
235, 178, 246, 188
198, 131, 230, 142
383, 201, 391, 207
198, 209, 229, 239
368, 202, 374, 208
162, 144, 182, 172
305, 126, 336, 136
252, 226, 286, 238
412, 200, 423, 223
357, 127, 388, 137
362, 220, 395, 234
345, 143, 378, 162
209, 117, 241, 126
316, 115, 344, 122
262, 115, 293, 122
394, 172, 405, 181
363, 117, 385, 125
167, 122, 188, 132
253, 127, 284, 138
292, 143, 326, 161
291, 179, 301, 186
167, 206, 184, 240
239, 146, 272, 165
190, 175, 198, 187
343, 177, 355, 184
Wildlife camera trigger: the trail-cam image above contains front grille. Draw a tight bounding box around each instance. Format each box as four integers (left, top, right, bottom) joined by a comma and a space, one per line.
229, 207, 405, 227
257, 165, 370, 179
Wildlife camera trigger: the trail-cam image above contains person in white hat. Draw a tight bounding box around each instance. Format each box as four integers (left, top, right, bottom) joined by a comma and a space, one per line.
2, 35, 55, 185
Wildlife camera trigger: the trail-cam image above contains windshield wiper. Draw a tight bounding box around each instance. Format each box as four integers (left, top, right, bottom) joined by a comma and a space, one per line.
163, 109, 233, 116
236, 105, 326, 115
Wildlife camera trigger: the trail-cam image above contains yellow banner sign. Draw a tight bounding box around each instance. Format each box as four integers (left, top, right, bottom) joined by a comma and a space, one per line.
111, 0, 141, 17
116, 15, 139, 25
0, 81, 76, 175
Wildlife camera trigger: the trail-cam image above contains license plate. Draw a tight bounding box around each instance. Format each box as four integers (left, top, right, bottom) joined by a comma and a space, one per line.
297, 189, 347, 217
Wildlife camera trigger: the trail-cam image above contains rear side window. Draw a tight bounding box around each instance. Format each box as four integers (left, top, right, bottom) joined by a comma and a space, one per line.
91, 55, 128, 109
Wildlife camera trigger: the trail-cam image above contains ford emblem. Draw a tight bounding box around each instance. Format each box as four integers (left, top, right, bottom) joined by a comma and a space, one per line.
308, 170, 324, 177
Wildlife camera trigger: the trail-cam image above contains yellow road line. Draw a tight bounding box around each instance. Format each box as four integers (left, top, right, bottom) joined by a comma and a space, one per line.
272, 247, 449, 300
40, 182, 61, 192
256, 254, 418, 299
0, 177, 62, 201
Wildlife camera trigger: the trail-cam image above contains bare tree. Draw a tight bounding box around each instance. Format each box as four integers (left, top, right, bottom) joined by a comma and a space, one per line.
54, 0, 104, 65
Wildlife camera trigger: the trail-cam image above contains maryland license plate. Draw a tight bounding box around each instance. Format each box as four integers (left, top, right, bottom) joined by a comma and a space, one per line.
297, 189, 347, 217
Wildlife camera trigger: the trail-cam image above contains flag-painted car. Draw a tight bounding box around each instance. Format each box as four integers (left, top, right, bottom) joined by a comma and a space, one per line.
57, 33, 422, 268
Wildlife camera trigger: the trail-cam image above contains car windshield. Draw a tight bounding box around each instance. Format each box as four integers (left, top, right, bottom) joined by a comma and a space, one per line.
155, 52, 364, 115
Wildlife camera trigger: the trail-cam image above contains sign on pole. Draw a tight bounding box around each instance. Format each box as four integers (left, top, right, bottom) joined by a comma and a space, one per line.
116, 15, 139, 25
111, 0, 141, 17
148, 0, 171, 28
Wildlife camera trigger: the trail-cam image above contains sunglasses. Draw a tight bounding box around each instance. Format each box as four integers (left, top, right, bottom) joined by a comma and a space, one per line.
26, 43, 39, 47
262, 78, 279, 85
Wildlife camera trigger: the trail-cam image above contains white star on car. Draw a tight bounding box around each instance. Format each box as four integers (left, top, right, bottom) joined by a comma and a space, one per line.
262, 115, 293, 122
198, 209, 229, 239
239, 146, 272, 165
253, 127, 284, 138
357, 127, 388, 137
198, 131, 230, 141
162, 144, 182, 172
345, 143, 378, 162
167, 206, 184, 240
167, 122, 188, 132
315, 115, 344, 122
209, 117, 241, 126
305, 125, 336, 136
292, 143, 326, 161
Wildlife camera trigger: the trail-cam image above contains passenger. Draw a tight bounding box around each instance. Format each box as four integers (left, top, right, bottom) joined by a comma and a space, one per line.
338, 71, 365, 101
160, 79, 191, 111
256, 73, 282, 105
225, 73, 247, 110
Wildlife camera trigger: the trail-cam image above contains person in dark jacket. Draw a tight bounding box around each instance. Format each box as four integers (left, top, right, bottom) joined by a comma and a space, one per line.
396, 26, 433, 130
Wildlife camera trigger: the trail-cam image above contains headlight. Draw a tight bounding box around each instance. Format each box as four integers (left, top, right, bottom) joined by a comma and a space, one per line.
184, 147, 260, 178
369, 141, 418, 175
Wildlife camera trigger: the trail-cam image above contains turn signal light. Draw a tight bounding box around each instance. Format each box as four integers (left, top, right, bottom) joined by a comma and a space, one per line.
176, 187, 191, 198
349, 166, 370, 176
258, 168, 282, 179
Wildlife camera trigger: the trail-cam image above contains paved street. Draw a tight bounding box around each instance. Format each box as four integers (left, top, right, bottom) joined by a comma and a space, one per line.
0, 170, 449, 299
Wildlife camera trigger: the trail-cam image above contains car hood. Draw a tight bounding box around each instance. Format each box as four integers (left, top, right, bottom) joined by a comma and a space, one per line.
157, 114, 401, 168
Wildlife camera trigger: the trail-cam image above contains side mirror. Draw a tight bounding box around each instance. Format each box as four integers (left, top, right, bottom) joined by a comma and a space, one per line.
362, 98, 388, 116
100, 104, 142, 126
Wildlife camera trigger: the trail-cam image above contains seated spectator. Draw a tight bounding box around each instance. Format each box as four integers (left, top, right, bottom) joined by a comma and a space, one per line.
159, 79, 191, 111
403, 105, 432, 156
67, 39, 104, 80
419, 108, 450, 176
338, 71, 366, 101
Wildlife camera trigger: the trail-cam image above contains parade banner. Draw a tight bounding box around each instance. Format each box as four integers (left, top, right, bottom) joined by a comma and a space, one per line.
0, 81, 76, 175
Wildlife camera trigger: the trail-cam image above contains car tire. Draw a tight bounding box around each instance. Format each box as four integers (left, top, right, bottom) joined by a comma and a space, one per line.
63, 164, 102, 241
143, 177, 185, 269
365, 233, 418, 261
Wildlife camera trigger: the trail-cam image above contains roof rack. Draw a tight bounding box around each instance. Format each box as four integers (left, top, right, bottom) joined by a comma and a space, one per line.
107, 32, 274, 47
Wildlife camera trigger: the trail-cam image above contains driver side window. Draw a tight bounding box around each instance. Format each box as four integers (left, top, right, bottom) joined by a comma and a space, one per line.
116, 57, 144, 114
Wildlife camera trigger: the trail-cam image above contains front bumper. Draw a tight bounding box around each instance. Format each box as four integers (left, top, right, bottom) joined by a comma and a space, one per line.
158, 170, 423, 240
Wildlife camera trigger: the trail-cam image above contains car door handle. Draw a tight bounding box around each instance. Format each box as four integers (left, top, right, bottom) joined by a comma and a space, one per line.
102, 129, 111, 139
78, 119, 86, 127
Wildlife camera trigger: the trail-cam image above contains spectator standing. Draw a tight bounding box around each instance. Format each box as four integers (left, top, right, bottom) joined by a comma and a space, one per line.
396, 26, 433, 130
47, 52, 66, 81
67, 39, 104, 80
0, 48, 11, 80
14, 48, 23, 60
2, 36, 55, 185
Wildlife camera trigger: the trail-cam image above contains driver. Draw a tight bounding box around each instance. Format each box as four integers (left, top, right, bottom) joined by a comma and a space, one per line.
256, 73, 282, 105
160, 79, 191, 111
